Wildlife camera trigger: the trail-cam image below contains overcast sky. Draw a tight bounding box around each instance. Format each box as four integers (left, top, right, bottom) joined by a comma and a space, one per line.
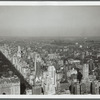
0, 6, 100, 37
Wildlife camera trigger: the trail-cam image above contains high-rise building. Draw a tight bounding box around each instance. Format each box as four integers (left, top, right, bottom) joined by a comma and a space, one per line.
32, 53, 42, 95
89, 59, 95, 74
34, 53, 41, 82
32, 53, 43, 95
42, 66, 56, 95
47, 66, 56, 94
83, 64, 89, 79
17, 46, 21, 58
0, 77, 20, 94
48, 66, 56, 86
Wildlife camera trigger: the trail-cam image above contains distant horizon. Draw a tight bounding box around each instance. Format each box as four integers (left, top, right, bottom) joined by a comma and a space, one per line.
0, 34, 100, 38
0, 35, 100, 39
0, 6, 100, 37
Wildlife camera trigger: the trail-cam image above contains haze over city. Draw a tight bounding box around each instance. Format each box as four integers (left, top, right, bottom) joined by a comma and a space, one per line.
0, 6, 100, 37
1, 5, 100, 95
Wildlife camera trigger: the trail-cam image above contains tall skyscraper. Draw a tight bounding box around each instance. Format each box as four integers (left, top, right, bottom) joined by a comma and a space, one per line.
32, 53, 42, 95
83, 64, 89, 79
41, 66, 56, 95
17, 46, 21, 58
89, 59, 95, 74
34, 53, 41, 82
47, 66, 56, 94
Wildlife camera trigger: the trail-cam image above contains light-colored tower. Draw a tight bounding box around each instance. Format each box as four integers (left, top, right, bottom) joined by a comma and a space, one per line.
47, 66, 56, 95
83, 64, 89, 79
17, 46, 21, 58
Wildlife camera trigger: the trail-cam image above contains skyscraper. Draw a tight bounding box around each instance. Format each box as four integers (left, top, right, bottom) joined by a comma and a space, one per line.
34, 53, 41, 82
32, 53, 42, 95
47, 66, 56, 94
83, 64, 89, 79
17, 46, 21, 58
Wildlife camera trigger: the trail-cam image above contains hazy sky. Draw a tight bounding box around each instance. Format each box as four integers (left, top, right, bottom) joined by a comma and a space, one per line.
0, 6, 100, 37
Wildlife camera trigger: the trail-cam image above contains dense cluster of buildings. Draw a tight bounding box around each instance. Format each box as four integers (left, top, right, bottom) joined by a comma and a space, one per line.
0, 38, 100, 95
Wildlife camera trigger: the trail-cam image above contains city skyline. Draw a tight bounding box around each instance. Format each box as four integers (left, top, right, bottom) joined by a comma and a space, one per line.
0, 6, 100, 37
0, 4, 100, 95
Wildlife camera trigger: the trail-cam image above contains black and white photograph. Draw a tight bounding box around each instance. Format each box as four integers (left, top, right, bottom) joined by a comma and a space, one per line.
0, 2, 100, 96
